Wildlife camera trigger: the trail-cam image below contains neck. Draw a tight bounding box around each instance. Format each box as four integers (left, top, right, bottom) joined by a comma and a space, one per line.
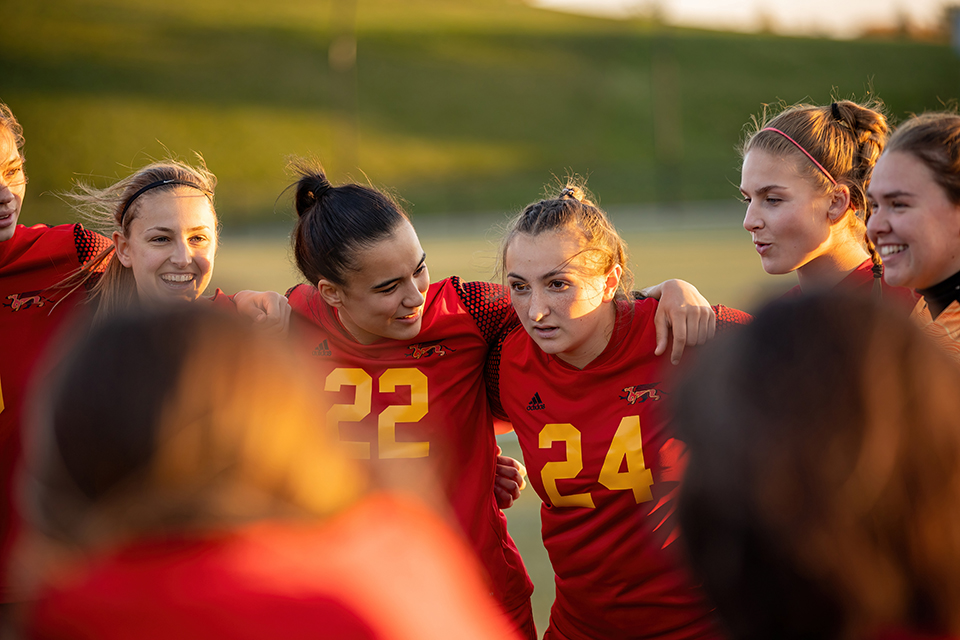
796, 239, 869, 293
918, 269, 960, 320
555, 300, 617, 370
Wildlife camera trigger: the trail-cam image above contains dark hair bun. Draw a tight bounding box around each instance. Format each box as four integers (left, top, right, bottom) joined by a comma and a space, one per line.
295, 170, 333, 217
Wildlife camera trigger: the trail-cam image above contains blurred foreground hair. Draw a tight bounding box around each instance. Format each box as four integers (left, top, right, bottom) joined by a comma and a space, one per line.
675, 293, 960, 639
22, 305, 364, 548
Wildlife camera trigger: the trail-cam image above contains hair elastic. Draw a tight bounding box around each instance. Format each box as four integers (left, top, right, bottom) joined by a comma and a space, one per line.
760, 127, 838, 186
119, 179, 210, 224
831, 102, 842, 121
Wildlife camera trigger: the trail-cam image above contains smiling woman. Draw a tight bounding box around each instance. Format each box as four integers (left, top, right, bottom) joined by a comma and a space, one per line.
59, 158, 289, 329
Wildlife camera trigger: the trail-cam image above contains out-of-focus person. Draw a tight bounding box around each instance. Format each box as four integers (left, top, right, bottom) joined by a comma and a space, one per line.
14, 305, 520, 640
675, 292, 960, 640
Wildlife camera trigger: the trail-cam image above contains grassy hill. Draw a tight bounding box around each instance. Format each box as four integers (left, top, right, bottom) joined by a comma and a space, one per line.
3, 0, 959, 226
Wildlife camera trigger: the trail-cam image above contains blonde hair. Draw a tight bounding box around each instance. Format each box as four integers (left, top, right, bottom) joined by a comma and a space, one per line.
23, 306, 365, 549
60, 158, 217, 322
499, 180, 634, 297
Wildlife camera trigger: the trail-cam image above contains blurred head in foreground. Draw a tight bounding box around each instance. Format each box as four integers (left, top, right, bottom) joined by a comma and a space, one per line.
674, 293, 960, 640
22, 304, 363, 551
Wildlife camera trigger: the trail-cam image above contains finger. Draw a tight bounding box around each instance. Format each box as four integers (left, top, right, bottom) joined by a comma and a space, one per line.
497, 455, 521, 471
670, 319, 688, 365
496, 476, 522, 500
494, 485, 514, 510
497, 465, 523, 484
653, 307, 669, 357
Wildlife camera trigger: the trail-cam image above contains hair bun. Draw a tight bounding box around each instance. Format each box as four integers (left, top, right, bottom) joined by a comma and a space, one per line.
294, 170, 333, 217
559, 186, 584, 201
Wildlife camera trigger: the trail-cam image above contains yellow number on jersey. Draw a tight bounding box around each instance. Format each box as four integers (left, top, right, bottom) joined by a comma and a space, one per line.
538, 416, 654, 508
539, 423, 595, 508
598, 415, 654, 503
378, 369, 429, 458
325, 368, 373, 458
325, 367, 429, 459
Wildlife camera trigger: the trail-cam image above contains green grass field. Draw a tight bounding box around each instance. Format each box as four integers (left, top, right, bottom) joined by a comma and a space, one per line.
4, 0, 960, 228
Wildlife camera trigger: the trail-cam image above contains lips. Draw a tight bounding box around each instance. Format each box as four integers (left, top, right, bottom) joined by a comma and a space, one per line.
532, 325, 559, 339
753, 239, 771, 256
159, 273, 196, 287
395, 308, 422, 323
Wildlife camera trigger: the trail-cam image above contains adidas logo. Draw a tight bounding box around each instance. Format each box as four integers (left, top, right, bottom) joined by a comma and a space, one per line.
313, 339, 332, 357
526, 392, 545, 411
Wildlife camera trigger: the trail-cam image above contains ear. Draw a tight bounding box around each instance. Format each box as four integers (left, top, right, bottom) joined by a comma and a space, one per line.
113, 231, 133, 268
827, 184, 853, 223
601, 264, 623, 303
317, 279, 345, 308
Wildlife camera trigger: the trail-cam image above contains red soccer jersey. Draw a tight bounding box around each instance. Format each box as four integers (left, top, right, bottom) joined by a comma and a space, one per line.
0, 223, 109, 601
492, 298, 726, 640
25, 494, 522, 640
287, 277, 533, 615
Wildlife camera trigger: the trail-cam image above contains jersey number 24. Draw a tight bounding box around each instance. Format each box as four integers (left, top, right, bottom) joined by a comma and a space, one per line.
539, 416, 654, 508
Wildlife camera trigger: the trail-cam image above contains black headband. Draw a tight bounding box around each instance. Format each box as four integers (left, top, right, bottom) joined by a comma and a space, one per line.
119, 179, 211, 224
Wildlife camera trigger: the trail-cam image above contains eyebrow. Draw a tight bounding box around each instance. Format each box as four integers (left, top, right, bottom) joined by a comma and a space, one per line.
143, 225, 212, 234
868, 189, 914, 200
0, 156, 24, 170
740, 184, 784, 196
507, 267, 566, 282
371, 252, 426, 291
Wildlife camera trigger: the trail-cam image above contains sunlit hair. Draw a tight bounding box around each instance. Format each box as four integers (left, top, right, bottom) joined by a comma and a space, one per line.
59, 158, 217, 322
741, 99, 889, 272
0, 102, 25, 158
289, 159, 410, 287
498, 181, 634, 297
22, 306, 365, 549
885, 111, 960, 206
674, 293, 960, 639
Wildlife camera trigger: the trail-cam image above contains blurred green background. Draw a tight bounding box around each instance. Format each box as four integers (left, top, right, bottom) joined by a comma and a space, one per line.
4, 0, 960, 227
4, 0, 958, 635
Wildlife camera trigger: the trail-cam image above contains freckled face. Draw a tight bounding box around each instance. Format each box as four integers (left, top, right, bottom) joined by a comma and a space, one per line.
867, 151, 960, 289
741, 149, 835, 275
114, 188, 217, 305
505, 229, 619, 369
330, 221, 430, 345
0, 128, 26, 243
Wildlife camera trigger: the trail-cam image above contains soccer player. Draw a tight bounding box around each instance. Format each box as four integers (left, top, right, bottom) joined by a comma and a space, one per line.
60, 157, 290, 328
867, 112, 960, 359
0, 102, 111, 604
489, 184, 749, 640
19, 306, 521, 640
740, 99, 914, 303
283, 164, 716, 639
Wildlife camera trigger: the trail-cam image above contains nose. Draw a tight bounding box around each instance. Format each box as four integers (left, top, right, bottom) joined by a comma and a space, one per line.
169, 238, 193, 268
528, 288, 548, 323
743, 201, 762, 233
0, 181, 12, 206
402, 279, 425, 310
866, 204, 888, 244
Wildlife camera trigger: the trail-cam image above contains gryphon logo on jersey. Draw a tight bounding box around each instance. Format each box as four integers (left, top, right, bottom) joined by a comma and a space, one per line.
526, 392, 545, 411
3, 291, 51, 312
406, 340, 456, 359
312, 339, 332, 357
620, 383, 661, 405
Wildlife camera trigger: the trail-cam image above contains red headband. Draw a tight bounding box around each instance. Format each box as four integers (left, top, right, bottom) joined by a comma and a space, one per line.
760, 127, 837, 185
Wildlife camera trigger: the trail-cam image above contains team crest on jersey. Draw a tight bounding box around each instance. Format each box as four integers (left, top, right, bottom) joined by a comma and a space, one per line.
4, 291, 52, 312
620, 383, 661, 405
406, 340, 456, 359
313, 339, 332, 357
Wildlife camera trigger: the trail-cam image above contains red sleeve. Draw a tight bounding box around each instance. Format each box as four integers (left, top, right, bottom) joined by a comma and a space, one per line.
205, 289, 238, 312
449, 277, 520, 345
714, 303, 752, 332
